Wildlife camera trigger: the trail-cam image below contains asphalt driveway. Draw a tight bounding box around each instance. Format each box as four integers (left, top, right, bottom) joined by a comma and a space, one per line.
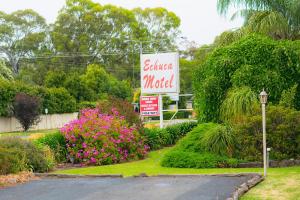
0, 175, 252, 200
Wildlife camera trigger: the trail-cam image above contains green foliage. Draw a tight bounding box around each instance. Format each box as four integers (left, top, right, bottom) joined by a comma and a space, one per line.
151, 111, 193, 120
0, 147, 27, 175
201, 125, 235, 157
0, 60, 13, 80
161, 123, 239, 169
279, 84, 298, 109
64, 73, 95, 102
193, 35, 300, 122
0, 80, 78, 117
217, 0, 300, 40
78, 101, 97, 110
0, 9, 47, 74
41, 88, 77, 114
0, 137, 55, 174
234, 106, 300, 161
45, 71, 66, 88
143, 122, 197, 150
34, 132, 67, 163
220, 86, 259, 123
161, 151, 237, 168
82, 64, 132, 100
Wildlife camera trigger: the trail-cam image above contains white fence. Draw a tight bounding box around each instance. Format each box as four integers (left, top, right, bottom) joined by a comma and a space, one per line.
0, 113, 78, 133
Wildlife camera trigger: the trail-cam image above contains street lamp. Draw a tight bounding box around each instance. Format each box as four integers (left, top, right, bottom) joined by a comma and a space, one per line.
260, 89, 268, 177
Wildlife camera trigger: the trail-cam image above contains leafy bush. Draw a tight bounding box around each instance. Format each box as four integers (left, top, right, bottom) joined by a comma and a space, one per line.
161, 123, 239, 168
220, 86, 259, 123
42, 87, 77, 114
0, 80, 78, 117
233, 106, 300, 161
78, 101, 97, 110
13, 93, 41, 131
201, 125, 235, 157
34, 132, 67, 163
144, 122, 197, 150
161, 151, 237, 168
0, 147, 27, 175
0, 137, 55, 174
61, 108, 149, 165
97, 97, 143, 133
194, 35, 300, 122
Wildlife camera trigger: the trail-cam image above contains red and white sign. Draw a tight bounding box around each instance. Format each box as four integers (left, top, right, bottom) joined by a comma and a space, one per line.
140, 96, 159, 116
141, 53, 179, 94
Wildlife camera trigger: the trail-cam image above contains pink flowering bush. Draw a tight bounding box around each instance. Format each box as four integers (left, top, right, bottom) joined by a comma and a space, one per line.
61, 108, 149, 165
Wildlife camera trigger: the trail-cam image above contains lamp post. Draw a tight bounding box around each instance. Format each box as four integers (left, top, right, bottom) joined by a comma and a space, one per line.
260, 89, 268, 177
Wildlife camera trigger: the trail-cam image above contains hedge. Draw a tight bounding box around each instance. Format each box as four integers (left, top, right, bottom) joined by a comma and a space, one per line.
144, 121, 197, 150
0, 79, 77, 116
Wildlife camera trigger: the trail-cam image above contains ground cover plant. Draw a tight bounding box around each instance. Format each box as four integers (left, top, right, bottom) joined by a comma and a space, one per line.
161, 123, 239, 168
60, 108, 148, 165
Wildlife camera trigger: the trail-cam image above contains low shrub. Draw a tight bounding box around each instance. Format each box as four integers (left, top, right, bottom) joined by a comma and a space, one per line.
143, 122, 197, 150
233, 106, 300, 161
161, 123, 239, 169
34, 132, 67, 163
0, 147, 27, 175
61, 108, 148, 165
161, 151, 238, 168
0, 137, 55, 174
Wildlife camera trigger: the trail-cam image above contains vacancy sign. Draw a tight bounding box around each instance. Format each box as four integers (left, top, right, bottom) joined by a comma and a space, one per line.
141, 53, 179, 94
140, 96, 159, 116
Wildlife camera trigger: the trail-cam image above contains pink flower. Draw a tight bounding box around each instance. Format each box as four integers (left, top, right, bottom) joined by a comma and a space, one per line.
82, 143, 87, 148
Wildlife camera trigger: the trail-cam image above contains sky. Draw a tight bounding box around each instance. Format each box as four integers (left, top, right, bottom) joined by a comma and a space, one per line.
0, 0, 243, 45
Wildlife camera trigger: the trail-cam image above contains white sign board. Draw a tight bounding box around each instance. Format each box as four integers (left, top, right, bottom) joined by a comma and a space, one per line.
141, 52, 179, 94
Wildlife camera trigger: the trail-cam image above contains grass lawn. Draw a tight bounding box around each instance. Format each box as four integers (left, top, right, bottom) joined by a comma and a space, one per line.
0, 129, 58, 138
56, 148, 300, 200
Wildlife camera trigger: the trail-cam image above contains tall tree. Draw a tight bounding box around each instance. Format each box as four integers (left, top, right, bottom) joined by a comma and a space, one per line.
217, 0, 300, 40
0, 60, 13, 80
0, 9, 47, 74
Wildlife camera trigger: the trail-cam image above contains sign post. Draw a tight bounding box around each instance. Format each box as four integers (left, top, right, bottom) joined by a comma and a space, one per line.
140, 52, 179, 128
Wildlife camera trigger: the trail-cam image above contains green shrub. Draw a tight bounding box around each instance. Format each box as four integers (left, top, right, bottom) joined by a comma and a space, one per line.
220, 86, 259, 123
201, 125, 235, 157
161, 123, 239, 169
34, 132, 67, 163
144, 122, 197, 150
42, 87, 77, 114
0, 80, 77, 117
161, 151, 238, 168
194, 35, 300, 122
0, 147, 27, 175
0, 137, 55, 174
78, 101, 97, 110
234, 106, 300, 161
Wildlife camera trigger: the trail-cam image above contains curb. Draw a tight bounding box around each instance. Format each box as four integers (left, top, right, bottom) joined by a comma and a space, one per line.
226, 174, 264, 200
34, 173, 123, 178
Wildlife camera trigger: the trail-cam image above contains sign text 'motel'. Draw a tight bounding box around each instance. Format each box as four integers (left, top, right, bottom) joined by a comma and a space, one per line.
141, 53, 179, 94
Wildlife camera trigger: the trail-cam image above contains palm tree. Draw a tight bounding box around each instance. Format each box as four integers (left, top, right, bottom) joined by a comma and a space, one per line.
217, 0, 300, 40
